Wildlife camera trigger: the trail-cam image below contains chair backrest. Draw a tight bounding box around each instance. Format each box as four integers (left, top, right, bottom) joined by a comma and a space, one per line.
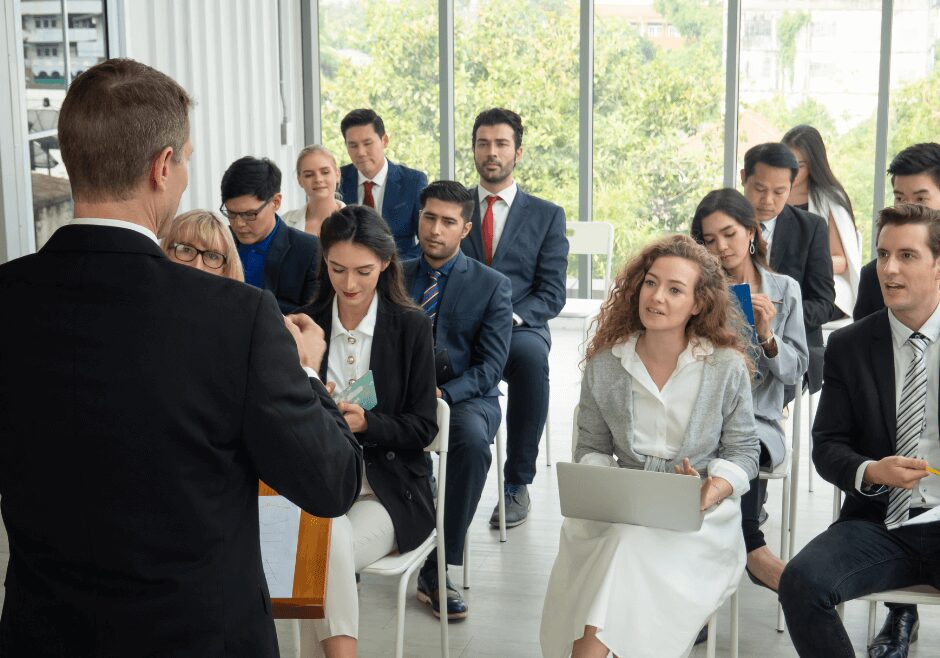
566, 221, 615, 294
426, 399, 450, 455
570, 405, 579, 461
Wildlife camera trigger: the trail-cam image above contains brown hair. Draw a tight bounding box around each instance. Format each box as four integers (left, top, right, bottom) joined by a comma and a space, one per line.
586, 234, 752, 370
58, 58, 192, 202
876, 203, 940, 258
161, 210, 245, 282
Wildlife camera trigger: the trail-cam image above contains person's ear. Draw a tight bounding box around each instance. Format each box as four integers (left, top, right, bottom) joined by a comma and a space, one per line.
739, 169, 746, 186
461, 221, 473, 240
381, 133, 389, 149
272, 193, 282, 212
515, 146, 523, 164
380, 259, 390, 272
151, 146, 174, 191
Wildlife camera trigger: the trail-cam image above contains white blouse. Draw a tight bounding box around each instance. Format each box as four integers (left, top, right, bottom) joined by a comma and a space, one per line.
327, 293, 378, 394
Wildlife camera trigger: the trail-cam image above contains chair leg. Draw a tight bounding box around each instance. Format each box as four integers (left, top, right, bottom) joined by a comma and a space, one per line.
496, 424, 507, 542
788, 394, 802, 562
463, 533, 470, 590
394, 571, 409, 658
437, 544, 449, 658
730, 592, 739, 658
868, 601, 878, 641
544, 422, 552, 467
706, 611, 717, 658
778, 473, 790, 633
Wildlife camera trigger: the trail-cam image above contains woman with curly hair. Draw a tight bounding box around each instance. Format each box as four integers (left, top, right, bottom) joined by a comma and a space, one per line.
540, 234, 760, 658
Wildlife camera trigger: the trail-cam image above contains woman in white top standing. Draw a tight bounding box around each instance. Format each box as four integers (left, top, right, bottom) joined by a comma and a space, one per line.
783, 125, 861, 319
283, 145, 346, 236
540, 234, 760, 658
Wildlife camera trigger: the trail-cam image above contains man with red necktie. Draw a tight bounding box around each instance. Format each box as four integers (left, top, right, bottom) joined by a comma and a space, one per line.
460, 108, 569, 528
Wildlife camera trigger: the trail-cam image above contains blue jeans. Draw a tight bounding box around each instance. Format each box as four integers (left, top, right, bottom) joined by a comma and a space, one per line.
779, 514, 940, 657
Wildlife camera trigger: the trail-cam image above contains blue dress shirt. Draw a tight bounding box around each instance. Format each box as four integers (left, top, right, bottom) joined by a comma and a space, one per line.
236, 216, 282, 288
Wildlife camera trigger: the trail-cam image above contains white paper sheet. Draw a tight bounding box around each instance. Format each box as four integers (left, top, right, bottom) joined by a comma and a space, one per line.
901, 504, 940, 527
258, 495, 302, 598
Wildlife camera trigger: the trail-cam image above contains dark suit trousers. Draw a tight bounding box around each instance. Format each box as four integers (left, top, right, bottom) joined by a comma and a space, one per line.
438, 396, 500, 565
779, 515, 940, 657
503, 329, 551, 485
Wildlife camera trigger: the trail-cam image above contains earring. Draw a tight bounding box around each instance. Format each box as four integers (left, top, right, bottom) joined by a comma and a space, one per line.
749, 241, 756, 255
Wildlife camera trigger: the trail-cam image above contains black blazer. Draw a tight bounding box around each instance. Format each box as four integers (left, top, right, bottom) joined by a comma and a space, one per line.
853, 258, 884, 320
304, 295, 438, 553
769, 204, 836, 390
812, 309, 916, 524
237, 218, 320, 314
0, 225, 362, 657
402, 251, 513, 403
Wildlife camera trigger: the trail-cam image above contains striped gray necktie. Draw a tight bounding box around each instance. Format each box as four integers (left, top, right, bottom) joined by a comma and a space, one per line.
885, 332, 930, 529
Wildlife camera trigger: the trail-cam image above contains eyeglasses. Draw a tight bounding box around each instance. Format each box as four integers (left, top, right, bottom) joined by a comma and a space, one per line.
171, 242, 227, 269
219, 198, 271, 222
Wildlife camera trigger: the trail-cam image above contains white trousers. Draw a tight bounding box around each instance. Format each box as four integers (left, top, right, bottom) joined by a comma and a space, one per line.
275, 495, 396, 658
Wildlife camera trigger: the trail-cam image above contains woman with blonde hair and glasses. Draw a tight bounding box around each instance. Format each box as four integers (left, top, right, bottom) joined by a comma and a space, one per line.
283, 145, 345, 236
161, 209, 245, 281
540, 234, 759, 658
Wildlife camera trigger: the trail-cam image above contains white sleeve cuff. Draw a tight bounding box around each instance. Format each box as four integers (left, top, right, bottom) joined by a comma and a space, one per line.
512, 313, 524, 326
303, 366, 320, 381
707, 458, 750, 497
578, 452, 618, 468
855, 460, 887, 496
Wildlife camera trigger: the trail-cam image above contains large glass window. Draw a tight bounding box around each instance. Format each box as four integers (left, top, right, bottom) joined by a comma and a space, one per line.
738, 1, 881, 259
318, 0, 440, 185
595, 0, 727, 268
21, 0, 108, 248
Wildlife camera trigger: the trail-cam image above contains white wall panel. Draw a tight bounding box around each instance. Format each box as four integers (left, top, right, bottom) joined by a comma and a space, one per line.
121, 0, 307, 215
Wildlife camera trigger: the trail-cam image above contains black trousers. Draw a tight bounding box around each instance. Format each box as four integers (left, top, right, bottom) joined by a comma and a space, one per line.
503, 329, 550, 485
740, 444, 771, 553
779, 513, 940, 657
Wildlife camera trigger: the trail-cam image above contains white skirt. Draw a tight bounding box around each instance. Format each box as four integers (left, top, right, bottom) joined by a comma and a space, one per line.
540, 498, 745, 658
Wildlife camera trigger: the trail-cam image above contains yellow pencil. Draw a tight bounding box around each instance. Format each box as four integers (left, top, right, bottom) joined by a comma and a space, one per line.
927, 465, 940, 477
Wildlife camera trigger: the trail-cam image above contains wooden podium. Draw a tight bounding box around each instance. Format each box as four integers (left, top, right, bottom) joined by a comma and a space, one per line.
258, 482, 331, 619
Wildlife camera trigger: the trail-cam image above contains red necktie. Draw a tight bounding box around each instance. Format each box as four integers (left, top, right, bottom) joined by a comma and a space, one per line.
483, 195, 500, 265
363, 181, 375, 208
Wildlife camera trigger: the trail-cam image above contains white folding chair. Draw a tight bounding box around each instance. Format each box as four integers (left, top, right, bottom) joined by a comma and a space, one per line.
462, 419, 506, 589
705, 591, 739, 658
808, 316, 853, 492
360, 399, 450, 658
559, 221, 615, 355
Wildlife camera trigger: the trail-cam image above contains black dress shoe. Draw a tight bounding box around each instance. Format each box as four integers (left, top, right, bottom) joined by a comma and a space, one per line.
745, 566, 777, 593
416, 562, 468, 620
694, 625, 708, 645
868, 608, 919, 658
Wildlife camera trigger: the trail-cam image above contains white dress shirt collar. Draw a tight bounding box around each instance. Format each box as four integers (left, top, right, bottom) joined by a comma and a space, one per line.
68, 217, 160, 246
357, 158, 389, 188
887, 299, 940, 349
331, 292, 379, 339
478, 182, 517, 207
611, 333, 715, 372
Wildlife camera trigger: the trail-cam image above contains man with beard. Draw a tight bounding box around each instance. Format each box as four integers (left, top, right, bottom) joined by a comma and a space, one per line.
460, 108, 569, 528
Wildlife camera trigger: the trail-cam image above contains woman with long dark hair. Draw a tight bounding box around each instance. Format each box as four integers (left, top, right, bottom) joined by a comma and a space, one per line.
286, 205, 437, 658
692, 188, 809, 592
783, 125, 861, 318
540, 234, 760, 658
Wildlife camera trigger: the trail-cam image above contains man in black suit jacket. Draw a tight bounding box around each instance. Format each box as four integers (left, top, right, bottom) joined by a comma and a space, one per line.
460, 109, 569, 528
854, 143, 940, 321
221, 156, 321, 313
780, 205, 940, 658
0, 59, 362, 657
741, 143, 835, 392
403, 181, 513, 620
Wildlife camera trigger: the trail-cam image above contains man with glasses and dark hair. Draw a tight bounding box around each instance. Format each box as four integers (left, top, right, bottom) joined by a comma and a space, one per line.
221, 156, 321, 312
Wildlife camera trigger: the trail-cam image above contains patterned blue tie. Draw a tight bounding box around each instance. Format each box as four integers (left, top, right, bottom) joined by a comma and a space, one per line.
885, 332, 930, 529
421, 270, 441, 323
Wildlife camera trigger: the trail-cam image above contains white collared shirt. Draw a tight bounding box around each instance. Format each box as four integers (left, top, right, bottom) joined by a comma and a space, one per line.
854, 301, 940, 510
357, 158, 390, 212
68, 217, 160, 246
477, 182, 518, 255
327, 293, 379, 394
760, 215, 778, 258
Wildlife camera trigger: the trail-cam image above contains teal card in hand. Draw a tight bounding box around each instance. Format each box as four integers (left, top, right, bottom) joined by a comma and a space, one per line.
334, 370, 378, 410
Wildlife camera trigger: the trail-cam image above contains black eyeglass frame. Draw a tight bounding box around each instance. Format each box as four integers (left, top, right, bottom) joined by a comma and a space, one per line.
219, 198, 272, 222
170, 242, 228, 270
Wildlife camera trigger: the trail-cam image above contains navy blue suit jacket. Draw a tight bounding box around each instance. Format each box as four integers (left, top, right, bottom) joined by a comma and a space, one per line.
461, 186, 569, 344
403, 251, 513, 403
340, 159, 428, 260
236, 220, 321, 314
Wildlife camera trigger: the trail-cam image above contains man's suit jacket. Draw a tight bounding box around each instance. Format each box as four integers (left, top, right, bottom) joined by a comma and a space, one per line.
304, 296, 438, 553
461, 186, 569, 345
853, 258, 884, 321
769, 204, 836, 390
245, 219, 320, 314
0, 225, 362, 657
340, 160, 428, 260
813, 309, 915, 524
402, 251, 513, 404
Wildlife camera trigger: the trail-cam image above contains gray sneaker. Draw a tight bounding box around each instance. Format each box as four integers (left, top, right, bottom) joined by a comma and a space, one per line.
489, 484, 530, 528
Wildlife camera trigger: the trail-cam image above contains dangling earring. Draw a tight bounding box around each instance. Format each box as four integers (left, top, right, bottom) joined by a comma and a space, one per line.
749, 240, 756, 255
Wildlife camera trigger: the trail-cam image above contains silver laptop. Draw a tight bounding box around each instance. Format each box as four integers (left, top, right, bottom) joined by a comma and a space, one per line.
557, 461, 705, 532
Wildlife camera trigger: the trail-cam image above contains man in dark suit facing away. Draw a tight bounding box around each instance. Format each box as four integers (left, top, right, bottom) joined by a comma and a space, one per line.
461, 108, 569, 528
403, 181, 513, 620
221, 156, 321, 313
0, 58, 362, 658
741, 143, 835, 393
855, 143, 940, 321
339, 108, 428, 260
